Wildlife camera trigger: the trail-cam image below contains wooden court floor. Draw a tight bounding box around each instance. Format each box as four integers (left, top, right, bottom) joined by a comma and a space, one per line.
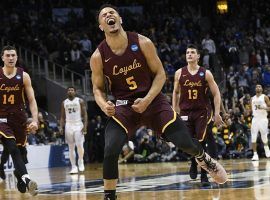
1, 159, 270, 200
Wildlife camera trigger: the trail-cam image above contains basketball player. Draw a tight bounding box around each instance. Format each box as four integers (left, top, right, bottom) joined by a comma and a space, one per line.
90, 4, 227, 200
0, 117, 32, 180
250, 84, 270, 161
60, 87, 88, 174
172, 44, 223, 184
0, 45, 38, 195
0, 144, 28, 180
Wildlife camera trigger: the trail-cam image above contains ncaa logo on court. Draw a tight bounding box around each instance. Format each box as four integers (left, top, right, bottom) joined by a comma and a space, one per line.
199, 72, 204, 77
131, 44, 139, 51
16, 75, 21, 79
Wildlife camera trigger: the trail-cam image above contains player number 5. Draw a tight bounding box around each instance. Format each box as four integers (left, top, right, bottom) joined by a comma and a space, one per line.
126, 76, 137, 90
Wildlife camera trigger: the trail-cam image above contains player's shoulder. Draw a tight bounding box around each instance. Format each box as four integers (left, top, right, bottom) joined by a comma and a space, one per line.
78, 97, 85, 102
205, 69, 213, 75
138, 34, 152, 46
23, 71, 30, 78
175, 68, 182, 77
90, 48, 101, 60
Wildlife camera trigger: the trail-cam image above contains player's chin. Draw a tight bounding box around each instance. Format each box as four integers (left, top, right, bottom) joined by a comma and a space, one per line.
109, 28, 119, 34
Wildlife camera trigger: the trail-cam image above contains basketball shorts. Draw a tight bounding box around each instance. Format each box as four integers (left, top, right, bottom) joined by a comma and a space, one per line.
251, 117, 268, 143
65, 122, 85, 145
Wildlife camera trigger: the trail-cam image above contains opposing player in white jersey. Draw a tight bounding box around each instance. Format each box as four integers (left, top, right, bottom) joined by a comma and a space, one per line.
60, 86, 88, 173
251, 84, 270, 161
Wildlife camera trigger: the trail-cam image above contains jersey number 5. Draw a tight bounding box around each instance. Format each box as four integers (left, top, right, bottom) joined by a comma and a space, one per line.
188, 89, 198, 100
2, 94, 15, 104
126, 76, 137, 90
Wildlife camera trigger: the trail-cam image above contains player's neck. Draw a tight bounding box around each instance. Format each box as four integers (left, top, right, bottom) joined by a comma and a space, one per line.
187, 63, 199, 71
68, 96, 75, 101
105, 29, 128, 52
256, 93, 262, 97
3, 66, 17, 76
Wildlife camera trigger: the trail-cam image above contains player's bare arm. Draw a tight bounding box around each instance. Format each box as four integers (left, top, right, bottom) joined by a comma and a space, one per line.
59, 101, 65, 134
90, 49, 115, 117
206, 70, 223, 127
172, 68, 182, 114
131, 34, 166, 113
23, 72, 38, 132
264, 95, 270, 111
80, 99, 88, 134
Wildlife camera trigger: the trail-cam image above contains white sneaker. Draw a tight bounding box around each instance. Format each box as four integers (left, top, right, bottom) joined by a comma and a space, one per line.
264, 146, 270, 158
78, 160, 85, 172
251, 153, 259, 161
195, 153, 227, 184
69, 166, 78, 174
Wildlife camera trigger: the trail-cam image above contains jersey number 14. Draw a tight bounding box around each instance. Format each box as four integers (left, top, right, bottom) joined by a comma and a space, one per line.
2, 94, 15, 104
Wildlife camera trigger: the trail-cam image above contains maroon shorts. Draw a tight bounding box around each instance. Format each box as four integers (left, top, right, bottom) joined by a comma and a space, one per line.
112, 94, 176, 138
180, 109, 212, 142
0, 112, 28, 146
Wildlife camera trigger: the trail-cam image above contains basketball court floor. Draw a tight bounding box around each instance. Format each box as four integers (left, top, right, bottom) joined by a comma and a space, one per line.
0, 159, 270, 200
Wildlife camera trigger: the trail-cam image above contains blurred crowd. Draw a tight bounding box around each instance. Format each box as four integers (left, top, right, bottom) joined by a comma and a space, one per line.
1, 0, 270, 162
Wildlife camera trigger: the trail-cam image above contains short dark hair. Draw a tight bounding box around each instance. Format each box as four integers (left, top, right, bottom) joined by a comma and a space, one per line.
96, 4, 120, 22
67, 86, 76, 91
186, 44, 200, 54
1, 45, 17, 56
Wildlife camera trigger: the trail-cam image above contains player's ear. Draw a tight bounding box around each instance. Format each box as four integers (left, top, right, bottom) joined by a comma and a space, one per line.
120, 17, 123, 24
99, 25, 104, 31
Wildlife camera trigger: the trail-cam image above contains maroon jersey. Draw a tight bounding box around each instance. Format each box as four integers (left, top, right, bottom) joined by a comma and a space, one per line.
179, 66, 210, 111
98, 32, 153, 101
0, 67, 25, 114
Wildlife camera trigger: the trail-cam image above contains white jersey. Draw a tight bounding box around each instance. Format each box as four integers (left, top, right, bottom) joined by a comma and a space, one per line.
64, 97, 82, 123
251, 94, 268, 118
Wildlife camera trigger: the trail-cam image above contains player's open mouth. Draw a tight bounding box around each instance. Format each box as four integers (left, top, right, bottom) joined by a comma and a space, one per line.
107, 18, 116, 25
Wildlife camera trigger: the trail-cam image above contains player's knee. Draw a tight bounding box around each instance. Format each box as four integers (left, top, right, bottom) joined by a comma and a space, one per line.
251, 134, 257, 143
261, 135, 268, 144
104, 146, 121, 158
18, 146, 28, 164
6, 144, 20, 157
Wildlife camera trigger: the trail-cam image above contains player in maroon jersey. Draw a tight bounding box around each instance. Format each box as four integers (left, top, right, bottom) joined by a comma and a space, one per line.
0, 45, 38, 196
90, 4, 227, 200
172, 44, 224, 184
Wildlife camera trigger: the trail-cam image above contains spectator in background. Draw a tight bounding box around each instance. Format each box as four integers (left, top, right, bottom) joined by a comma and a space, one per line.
118, 141, 135, 164
93, 115, 105, 162
79, 34, 92, 58
202, 49, 210, 69
201, 33, 216, 54
262, 64, 270, 86
70, 43, 81, 63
